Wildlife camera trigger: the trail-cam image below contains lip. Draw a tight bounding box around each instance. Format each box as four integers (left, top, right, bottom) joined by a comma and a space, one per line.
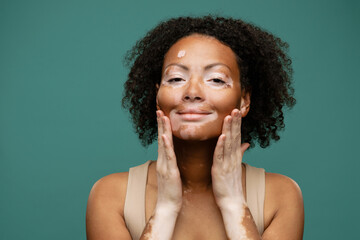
176, 109, 212, 121
177, 109, 212, 114
177, 113, 211, 121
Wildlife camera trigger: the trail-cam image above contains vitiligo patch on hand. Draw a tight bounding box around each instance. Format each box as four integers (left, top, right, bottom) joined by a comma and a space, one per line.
177, 50, 186, 58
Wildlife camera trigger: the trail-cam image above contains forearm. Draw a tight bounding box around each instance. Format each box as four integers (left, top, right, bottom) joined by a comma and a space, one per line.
140, 204, 179, 240
220, 199, 262, 240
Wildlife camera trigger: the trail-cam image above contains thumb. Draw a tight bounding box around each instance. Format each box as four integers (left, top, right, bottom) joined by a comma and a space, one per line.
240, 142, 250, 155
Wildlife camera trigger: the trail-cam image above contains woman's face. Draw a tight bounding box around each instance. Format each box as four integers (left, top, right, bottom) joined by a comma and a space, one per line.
156, 34, 249, 141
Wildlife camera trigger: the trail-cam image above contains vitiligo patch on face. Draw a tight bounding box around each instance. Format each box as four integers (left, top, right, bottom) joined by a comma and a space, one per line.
177, 50, 186, 58
169, 109, 219, 140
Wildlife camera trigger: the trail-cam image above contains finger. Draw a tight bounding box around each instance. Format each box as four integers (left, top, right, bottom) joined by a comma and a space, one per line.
237, 109, 243, 148
223, 115, 232, 167
162, 117, 174, 170
235, 109, 242, 140
240, 142, 250, 156
157, 111, 165, 167
160, 114, 166, 138
163, 116, 174, 148
221, 114, 229, 135
213, 134, 226, 167
231, 109, 241, 153
157, 110, 164, 139
162, 134, 177, 169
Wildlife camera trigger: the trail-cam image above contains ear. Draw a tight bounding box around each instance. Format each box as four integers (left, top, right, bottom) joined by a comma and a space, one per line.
155, 84, 160, 110
239, 90, 251, 117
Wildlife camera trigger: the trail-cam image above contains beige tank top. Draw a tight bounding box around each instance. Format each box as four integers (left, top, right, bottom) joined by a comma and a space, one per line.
124, 160, 265, 239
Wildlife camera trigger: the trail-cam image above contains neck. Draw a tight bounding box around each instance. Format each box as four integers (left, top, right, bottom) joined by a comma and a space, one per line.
173, 136, 218, 192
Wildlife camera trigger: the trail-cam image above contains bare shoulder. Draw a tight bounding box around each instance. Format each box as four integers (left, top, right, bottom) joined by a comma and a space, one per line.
265, 172, 303, 207
266, 172, 302, 197
86, 172, 132, 240
263, 172, 304, 239
88, 172, 129, 208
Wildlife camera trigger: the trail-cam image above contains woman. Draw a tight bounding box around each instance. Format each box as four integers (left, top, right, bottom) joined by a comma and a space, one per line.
86, 15, 304, 240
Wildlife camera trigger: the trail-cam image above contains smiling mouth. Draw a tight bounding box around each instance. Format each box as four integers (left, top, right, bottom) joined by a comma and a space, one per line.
176, 112, 212, 121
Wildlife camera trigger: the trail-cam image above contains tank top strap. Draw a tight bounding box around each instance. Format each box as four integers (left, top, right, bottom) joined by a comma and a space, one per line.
123, 161, 264, 238
244, 162, 265, 235
124, 160, 152, 240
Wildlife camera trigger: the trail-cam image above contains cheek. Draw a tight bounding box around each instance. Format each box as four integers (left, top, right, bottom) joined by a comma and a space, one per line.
169, 110, 181, 132
206, 91, 241, 116
157, 86, 241, 140
156, 88, 182, 114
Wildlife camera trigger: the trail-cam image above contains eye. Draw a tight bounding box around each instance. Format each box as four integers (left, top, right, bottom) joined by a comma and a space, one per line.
210, 78, 226, 84
168, 78, 184, 83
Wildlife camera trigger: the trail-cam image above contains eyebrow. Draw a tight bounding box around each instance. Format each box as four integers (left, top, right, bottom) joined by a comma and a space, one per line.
164, 63, 231, 72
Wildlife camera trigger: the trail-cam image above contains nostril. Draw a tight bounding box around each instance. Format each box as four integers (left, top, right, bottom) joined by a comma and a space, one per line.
183, 95, 202, 102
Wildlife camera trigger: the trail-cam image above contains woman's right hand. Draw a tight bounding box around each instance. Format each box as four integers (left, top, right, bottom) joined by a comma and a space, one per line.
155, 110, 183, 212
139, 111, 182, 240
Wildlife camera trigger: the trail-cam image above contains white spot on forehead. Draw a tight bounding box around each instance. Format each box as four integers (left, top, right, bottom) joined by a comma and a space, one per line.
177, 50, 186, 58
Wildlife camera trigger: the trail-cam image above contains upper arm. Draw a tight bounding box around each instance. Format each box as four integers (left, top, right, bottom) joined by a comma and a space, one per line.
262, 173, 304, 240
86, 172, 132, 240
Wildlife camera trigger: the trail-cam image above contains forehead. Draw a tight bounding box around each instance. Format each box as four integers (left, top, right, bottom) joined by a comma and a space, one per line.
162, 34, 239, 74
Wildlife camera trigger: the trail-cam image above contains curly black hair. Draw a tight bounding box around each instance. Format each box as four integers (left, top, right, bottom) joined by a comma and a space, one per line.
122, 15, 296, 148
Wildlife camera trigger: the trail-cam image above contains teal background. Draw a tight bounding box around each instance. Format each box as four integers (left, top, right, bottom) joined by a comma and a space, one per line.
1, 0, 359, 239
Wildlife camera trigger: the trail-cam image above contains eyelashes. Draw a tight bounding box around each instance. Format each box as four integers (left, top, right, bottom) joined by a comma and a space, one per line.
167, 78, 184, 83
209, 78, 226, 84
164, 78, 229, 88
164, 77, 227, 83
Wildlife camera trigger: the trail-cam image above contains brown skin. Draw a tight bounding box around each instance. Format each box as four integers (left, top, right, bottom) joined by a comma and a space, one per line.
86, 165, 304, 239
86, 35, 304, 240
158, 34, 244, 141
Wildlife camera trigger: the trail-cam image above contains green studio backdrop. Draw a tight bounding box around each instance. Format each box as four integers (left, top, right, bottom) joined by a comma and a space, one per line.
1, 0, 359, 239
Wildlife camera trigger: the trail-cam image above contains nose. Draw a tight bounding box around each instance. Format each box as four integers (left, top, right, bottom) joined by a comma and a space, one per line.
183, 76, 204, 102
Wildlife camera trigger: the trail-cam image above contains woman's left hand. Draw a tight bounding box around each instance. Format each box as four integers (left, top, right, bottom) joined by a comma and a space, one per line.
211, 108, 250, 209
